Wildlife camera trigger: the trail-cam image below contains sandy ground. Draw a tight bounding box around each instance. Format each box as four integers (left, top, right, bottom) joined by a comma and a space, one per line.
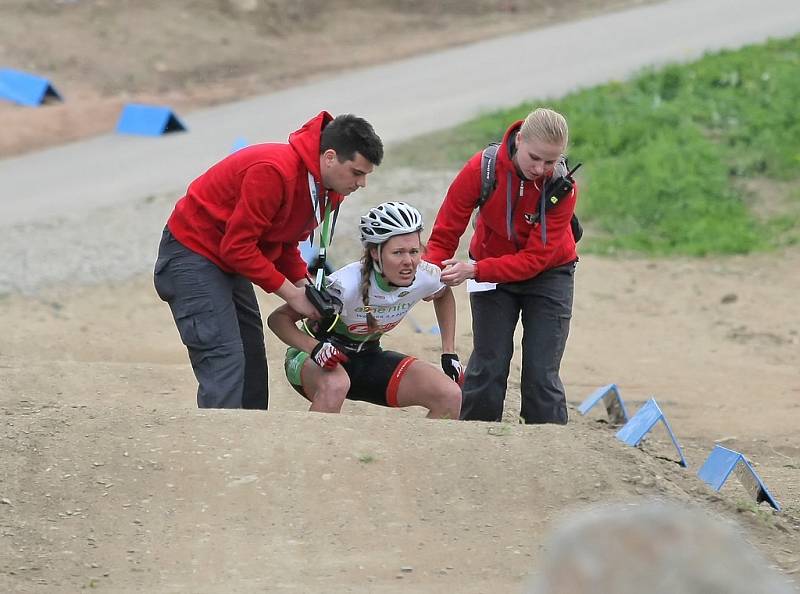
1, 1, 799, 592
1, 198, 799, 591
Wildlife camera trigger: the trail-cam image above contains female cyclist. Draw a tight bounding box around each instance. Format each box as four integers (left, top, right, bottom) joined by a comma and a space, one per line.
267, 201, 463, 419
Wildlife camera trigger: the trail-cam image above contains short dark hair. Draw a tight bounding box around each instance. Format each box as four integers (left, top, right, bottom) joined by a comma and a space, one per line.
320, 114, 383, 166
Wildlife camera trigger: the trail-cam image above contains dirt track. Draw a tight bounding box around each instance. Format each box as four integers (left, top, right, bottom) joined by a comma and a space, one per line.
1, 1, 799, 592
2, 240, 799, 591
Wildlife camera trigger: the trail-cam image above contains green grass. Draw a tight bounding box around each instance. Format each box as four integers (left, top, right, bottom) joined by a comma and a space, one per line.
389, 35, 800, 256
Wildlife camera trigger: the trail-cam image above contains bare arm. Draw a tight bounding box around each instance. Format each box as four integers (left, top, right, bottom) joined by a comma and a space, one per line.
440, 259, 476, 287
432, 286, 457, 354
267, 303, 319, 354
274, 278, 321, 320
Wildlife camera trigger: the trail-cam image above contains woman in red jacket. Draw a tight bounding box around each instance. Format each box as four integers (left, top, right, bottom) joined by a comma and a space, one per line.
154, 112, 383, 410
425, 108, 578, 424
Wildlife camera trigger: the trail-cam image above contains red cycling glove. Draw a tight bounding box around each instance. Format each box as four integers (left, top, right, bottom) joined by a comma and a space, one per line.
311, 341, 349, 369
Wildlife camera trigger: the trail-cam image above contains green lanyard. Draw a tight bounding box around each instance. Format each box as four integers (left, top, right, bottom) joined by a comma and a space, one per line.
303, 200, 339, 337
315, 200, 333, 290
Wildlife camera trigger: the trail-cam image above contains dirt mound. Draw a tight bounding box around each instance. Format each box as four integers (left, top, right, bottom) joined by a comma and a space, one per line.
1, 257, 799, 590
2, 397, 793, 593
2, 1, 799, 591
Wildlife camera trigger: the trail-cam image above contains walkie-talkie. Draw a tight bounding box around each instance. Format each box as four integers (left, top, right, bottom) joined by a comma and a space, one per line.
533, 161, 584, 242
544, 162, 582, 204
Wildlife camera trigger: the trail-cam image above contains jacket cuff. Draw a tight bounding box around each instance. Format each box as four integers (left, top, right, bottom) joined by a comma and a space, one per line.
473, 260, 483, 282
258, 271, 287, 294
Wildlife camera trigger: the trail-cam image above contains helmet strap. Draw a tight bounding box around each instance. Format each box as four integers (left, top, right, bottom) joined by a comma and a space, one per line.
372, 244, 384, 274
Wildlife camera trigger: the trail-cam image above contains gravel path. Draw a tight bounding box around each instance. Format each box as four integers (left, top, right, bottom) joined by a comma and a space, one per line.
2, 0, 798, 227
0, 168, 456, 295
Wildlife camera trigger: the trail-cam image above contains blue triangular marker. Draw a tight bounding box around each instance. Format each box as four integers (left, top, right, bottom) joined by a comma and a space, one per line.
697, 445, 780, 511
615, 398, 687, 467
405, 314, 424, 334
0, 68, 63, 106
578, 383, 629, 424
231, 137, 250, 153
116, 103, 187, 136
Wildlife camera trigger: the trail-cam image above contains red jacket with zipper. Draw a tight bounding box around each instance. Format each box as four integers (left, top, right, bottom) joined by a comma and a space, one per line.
425, 120, 578, 283
166, 111, 343, 293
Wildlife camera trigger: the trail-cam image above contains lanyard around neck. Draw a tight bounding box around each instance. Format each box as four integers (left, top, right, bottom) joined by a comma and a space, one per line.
307, 171, 338, 247
307, 171, 339, 289
307, 171, 324, 230
315, 200, 333, 289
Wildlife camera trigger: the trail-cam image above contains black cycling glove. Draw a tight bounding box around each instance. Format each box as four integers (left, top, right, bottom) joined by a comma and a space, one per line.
441, 353, 464, 386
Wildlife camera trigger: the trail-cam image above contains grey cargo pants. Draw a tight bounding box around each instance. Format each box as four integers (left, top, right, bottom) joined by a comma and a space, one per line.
460, 261, 575, 424
154, 228, 268, 409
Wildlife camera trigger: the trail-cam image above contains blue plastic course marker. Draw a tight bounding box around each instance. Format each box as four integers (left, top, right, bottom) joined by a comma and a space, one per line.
578, 383, 629, 424
405, 314, 425, 334
697, 445, 780, 511
0, 68, 63, 106
116, 103, 187, 136
615, 398, 687, 467
231, 137, 250, 153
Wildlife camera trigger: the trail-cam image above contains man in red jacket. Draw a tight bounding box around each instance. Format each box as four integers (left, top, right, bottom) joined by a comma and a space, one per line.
425, 108, 577, 424
154, 112, 383, 409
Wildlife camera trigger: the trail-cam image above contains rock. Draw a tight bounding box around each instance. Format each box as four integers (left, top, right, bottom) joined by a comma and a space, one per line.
227, 0, 258, 12
715, 436, 738, 444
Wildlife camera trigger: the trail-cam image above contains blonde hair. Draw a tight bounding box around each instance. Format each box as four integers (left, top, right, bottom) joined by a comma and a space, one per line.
359, 247, 380, 332
519, 107, 569, 149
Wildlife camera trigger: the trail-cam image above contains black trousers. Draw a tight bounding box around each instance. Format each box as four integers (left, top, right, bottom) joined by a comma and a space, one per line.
153, 228, 268, 409
460, 261, 575, 424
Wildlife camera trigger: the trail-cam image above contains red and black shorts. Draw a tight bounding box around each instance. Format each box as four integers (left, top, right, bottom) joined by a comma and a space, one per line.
284, 346, 416, 408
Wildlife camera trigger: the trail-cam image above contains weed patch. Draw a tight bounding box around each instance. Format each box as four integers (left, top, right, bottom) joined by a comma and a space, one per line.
390, 36, 800, 255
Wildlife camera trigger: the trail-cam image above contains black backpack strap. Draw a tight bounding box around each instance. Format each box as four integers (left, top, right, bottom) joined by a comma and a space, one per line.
475, 142, 584, 243
476, 142, 500, 208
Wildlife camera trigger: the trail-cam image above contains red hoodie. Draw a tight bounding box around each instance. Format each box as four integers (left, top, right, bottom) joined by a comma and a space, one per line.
425, 120, 578, 283
167, 111, 344, 293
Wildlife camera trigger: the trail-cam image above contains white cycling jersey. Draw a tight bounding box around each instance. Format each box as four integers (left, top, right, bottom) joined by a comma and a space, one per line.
324, 260, 444, 342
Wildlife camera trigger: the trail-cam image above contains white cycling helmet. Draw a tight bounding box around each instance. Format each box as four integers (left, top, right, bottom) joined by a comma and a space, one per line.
359, 201, 423, 244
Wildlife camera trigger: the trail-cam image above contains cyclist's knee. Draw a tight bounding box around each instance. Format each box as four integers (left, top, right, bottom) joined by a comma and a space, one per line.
422, 377, 462, 419
438, 381, 462, 419
311, 369, 350, 411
